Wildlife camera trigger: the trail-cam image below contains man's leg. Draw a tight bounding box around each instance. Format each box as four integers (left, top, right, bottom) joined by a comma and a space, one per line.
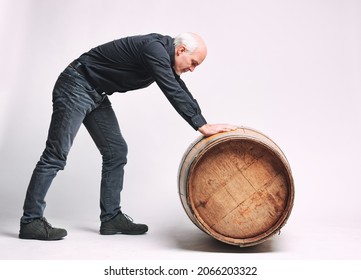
20, 66, 102, 240
83, 97, 148, 235
83, 97, 127, 221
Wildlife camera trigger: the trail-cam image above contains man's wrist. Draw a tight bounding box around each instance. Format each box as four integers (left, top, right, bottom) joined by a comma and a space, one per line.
192, 114, 207, 130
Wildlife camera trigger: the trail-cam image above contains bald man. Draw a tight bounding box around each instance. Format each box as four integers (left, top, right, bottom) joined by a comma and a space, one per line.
19, 33, 236, 240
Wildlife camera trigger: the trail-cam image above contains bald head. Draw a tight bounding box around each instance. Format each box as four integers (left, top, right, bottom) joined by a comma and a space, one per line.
173, 32, 207, 75
174, 32, 207, 56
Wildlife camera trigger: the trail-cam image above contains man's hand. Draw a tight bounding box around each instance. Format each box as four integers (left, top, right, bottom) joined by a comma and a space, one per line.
198, 123, 238, 137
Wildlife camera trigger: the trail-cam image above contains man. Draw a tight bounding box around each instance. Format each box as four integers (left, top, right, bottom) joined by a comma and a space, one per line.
19, 32, 236, 240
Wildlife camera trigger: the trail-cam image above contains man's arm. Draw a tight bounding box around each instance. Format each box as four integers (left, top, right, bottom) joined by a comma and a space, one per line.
141, 41, 237, 136
140, 41, 207, 130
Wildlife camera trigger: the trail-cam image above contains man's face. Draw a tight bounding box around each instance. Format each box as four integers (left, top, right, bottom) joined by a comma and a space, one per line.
173, 45, 207, 75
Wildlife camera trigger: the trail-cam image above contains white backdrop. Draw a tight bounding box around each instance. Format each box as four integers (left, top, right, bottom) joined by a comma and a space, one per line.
0, 0, 361, 261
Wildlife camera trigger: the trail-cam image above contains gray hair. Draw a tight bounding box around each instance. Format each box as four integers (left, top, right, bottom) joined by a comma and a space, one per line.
173, 32, 200, 54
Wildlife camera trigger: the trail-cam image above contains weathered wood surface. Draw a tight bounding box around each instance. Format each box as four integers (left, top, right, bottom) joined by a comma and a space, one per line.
178, 127, 294, 247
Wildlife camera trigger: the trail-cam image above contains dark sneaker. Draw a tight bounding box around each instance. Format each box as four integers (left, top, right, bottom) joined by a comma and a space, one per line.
19, 217, 67, 240
100, 212, 148, 235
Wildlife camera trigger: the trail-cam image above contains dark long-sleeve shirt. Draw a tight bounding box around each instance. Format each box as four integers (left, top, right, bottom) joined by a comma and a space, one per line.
76, 33, 207, 130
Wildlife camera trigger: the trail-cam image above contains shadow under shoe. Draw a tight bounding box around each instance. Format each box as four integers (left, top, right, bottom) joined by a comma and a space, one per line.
19, 217, 67, 241
100, 212, 148, 235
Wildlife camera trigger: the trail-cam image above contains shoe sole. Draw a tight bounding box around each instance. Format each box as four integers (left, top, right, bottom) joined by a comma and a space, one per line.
19, 233, 67, 241
100, 229, 148, 235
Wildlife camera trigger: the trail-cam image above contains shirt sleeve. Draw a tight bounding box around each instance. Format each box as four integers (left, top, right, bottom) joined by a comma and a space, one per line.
139, 41, 207, 130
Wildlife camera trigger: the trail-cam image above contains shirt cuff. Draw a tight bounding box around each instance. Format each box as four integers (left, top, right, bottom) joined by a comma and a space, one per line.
191, 114, 207, 130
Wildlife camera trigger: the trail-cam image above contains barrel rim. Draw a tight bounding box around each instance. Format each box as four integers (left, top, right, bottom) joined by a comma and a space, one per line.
177, 127, 295, 247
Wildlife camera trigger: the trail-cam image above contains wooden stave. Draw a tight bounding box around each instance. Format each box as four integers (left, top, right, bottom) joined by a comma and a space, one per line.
177, 127, 295, 247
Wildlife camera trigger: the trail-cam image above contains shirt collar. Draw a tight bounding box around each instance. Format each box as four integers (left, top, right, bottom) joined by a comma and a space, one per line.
169, 38, 179, 78
170, 39, 175, 67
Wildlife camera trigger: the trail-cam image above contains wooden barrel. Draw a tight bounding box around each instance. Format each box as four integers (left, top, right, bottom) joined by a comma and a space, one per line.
178, 127, 294, 247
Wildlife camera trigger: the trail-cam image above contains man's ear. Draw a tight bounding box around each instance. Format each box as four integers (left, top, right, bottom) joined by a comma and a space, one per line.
176, 45, 186, 55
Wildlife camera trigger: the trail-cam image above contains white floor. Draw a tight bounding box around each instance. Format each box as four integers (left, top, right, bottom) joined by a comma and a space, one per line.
1, 211, 360, 261
0, 202, 360, 280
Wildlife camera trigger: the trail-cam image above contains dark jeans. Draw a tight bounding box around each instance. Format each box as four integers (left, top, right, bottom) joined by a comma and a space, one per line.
21, 66, 127, 223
